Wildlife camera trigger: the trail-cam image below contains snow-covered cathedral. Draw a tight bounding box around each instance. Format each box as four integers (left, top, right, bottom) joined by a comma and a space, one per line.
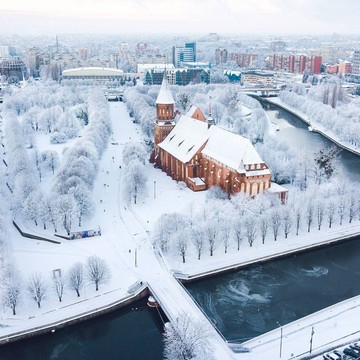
151, 74, 274, 197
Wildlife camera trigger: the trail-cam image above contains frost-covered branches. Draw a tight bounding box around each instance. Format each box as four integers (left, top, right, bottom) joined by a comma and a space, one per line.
86, 255, 111, 291
163, 314, 214, 360
280, 87, 360, 148
2, 265, 22, 315
153, 183, 360, 263
27, 273, 47, 308
68, 262, 84, 297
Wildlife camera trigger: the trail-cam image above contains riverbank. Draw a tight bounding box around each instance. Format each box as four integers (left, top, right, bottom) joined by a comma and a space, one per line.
166, 222, 360, 282
0, 283, 148, 345
263, 97, 360, 156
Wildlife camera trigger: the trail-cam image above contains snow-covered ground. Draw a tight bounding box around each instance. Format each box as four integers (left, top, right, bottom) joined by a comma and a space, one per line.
2, 101, 360, 359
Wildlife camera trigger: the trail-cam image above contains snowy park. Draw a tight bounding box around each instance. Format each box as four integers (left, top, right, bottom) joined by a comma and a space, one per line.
1, 81, 360, 360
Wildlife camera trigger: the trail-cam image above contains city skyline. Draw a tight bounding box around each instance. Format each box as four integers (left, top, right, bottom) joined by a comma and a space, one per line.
0, 0, 359, 36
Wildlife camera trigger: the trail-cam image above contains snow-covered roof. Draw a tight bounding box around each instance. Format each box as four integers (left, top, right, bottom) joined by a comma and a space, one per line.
158, 115, 209, 163
202, 126, 264, 171
267, 182, 289, 193
156, 73, 175, 105
185, 105, 206, 121
137, 63, 175, 73
62, 67, 124, 77
186, 105, 199, 118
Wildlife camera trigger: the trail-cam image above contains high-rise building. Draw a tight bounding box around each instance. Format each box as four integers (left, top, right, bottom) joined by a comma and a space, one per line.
353, 50, 360, 75
172, 42, 196, 67
338, 60, 352, 75
308, 56, 322, 74
271, 54, 322, 74
215, 48, 228, 65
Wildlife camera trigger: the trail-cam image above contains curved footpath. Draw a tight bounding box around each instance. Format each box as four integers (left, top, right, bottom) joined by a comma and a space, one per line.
264, 97, 360, 156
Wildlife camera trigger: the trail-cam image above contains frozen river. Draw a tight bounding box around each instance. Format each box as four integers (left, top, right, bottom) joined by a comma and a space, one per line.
263, 101, 360, 181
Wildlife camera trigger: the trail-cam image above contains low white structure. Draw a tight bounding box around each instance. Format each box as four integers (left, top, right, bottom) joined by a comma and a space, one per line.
61, 67, 124, 83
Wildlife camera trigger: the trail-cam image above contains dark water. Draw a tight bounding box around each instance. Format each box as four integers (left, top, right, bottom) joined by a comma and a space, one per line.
263, 101, 360, 181
186, 238, 360, 343
0, 299, 165, 360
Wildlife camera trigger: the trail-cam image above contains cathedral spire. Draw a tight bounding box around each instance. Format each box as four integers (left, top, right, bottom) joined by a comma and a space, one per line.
156, 68, 175, 106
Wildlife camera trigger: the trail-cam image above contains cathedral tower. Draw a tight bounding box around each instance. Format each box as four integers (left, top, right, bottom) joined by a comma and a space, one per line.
154, 71, 175, 150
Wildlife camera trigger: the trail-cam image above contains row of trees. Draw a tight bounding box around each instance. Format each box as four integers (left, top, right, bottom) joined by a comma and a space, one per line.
3, 87, 111, 235
121, 142, 148, 204
152, 183, 360, 263
51, 89, 112, 233
1, 255, 111, 316
123, 84, 271, 147
279, 85, 360, 148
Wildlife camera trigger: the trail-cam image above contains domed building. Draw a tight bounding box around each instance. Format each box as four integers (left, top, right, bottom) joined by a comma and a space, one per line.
0, 58, 27, 82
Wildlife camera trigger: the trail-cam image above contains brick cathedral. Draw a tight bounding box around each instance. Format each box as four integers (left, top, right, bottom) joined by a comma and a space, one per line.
151, 74, 274, 197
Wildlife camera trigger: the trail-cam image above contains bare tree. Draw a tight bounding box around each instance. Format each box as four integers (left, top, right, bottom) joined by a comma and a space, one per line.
52, 269, 64, 302
338, 196, 345, 226
204, 222, 218, 256
348, 193, 357, 223
294, 206, 302, 236
259, 214, 268, 244
27, 273, 47, 308
221, 224, 231, 254
316, 200, 325, 231
233, 217, 242, 250
243, 215, 257, 247
68, 262, 84, 297
270, 208, 281, 241
86, 255, 111, 291
306, 200, 314, 232
2, 266, 21, 315
174, 232, 188, 264
192, 227, 205, 260
283, 208, 292, 239
326, 200, 337, 228
163, 314, 214, 360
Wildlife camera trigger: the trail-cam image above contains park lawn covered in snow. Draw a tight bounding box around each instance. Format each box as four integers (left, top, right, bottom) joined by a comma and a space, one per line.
2, 94, 360, 359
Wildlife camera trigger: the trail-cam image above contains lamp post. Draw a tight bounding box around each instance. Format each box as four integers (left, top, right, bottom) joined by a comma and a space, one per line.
309, 326, 315, 354
276, 321, 283, 359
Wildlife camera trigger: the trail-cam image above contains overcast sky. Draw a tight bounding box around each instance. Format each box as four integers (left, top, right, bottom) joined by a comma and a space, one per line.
0, 0, 359, 36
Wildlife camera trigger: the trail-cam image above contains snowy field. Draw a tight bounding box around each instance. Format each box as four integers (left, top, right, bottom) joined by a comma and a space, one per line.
2, 100, 360, 359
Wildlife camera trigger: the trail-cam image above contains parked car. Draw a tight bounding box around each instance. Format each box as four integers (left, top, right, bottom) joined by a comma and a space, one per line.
351, 344, 360, 352
323, 352, 340, 360
343, 347, 360, 359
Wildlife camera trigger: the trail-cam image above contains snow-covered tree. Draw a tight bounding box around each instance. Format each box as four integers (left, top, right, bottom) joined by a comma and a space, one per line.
68, 262, 84, 297
2, 265, 21, 315
243, 214, 257, 247
163, 314, 214, 360
122, 141, 148, 166
259, 214, 268, 244
270, 208, 281, 241
232, 217, 243, 250
86, 255, 111, 291
326, 200, 337, 228
27, 273, 47, 308
192, 226, 205, 260
122, 159, 148, 205
41, 150, 59, 175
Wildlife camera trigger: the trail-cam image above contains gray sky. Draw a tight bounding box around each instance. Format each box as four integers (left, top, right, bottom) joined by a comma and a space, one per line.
0, 0, 359, 35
